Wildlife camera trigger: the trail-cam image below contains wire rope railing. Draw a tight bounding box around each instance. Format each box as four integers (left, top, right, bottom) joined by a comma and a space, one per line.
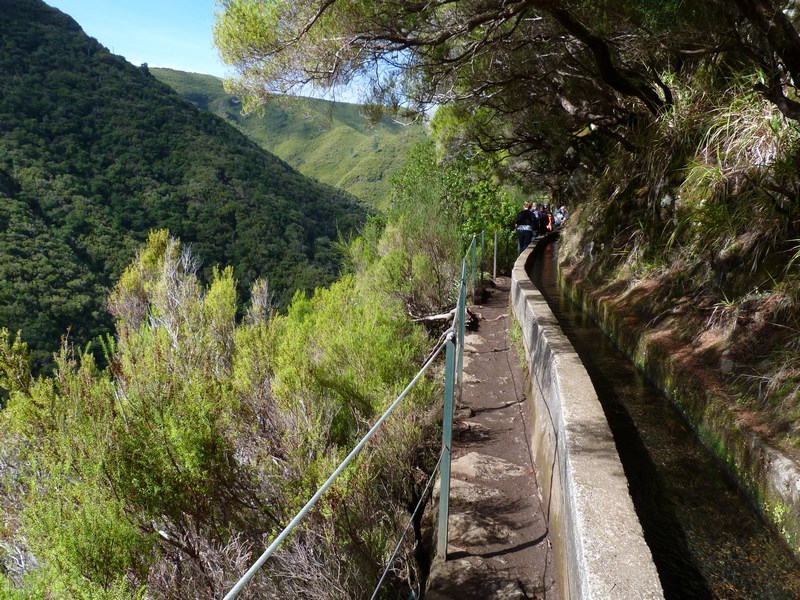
224, 235, 482, 599
370, 449, 444, 599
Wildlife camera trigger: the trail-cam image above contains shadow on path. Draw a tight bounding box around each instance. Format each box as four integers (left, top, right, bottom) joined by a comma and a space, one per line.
426, 277, 559, 600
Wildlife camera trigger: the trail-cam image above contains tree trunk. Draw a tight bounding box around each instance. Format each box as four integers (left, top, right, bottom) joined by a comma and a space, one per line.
734, 0, 800, 85
547, 8, 670, 115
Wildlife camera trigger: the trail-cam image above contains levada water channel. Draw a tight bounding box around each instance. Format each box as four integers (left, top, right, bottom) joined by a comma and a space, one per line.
529, 239, 800, 599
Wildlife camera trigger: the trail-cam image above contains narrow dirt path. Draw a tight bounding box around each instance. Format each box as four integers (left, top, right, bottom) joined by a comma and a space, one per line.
426, 276, 560, 599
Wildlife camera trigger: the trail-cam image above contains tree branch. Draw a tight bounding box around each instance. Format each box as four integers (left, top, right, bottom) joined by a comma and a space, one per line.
733, 0, 800, 85
754, 77, 800, 122
547, 8, 669, 114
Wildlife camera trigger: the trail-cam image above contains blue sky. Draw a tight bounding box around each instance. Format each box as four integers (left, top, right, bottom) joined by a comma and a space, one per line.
45, 0, 230, 78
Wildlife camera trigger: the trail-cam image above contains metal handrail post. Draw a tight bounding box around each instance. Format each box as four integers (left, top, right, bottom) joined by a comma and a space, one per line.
455, 260, 466, 403
456, 276, 466, 406
480, 231, 485, 279
437, 334, 456, 558
493, 230, 497, 279
470, 236, 476, 303
505, 233, 508, 272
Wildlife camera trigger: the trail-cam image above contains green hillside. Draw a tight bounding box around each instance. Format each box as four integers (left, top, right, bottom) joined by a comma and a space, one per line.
0, 0, 365, 370
152, 67, 429, 208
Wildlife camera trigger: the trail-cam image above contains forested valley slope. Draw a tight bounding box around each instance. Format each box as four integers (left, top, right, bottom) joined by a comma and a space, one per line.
151, 68, 429, 209
0, 0, 365, 370
8, 0, 800, 596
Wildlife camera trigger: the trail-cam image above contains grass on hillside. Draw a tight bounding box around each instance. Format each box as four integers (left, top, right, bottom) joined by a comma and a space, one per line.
152, 68, 429, 209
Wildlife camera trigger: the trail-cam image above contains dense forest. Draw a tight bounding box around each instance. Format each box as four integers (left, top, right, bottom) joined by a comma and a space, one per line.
151, 68, 429, 209
0, 0, 365, 370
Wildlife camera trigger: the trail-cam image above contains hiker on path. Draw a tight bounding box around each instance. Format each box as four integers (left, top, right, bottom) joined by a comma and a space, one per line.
530, 203, 541, 236
516, 201, 536, 254
543, 205, 554, 233
554, 206, 568, 227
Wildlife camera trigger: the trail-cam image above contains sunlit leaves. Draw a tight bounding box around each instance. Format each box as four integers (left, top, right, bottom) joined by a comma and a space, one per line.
3, 228, 438, 595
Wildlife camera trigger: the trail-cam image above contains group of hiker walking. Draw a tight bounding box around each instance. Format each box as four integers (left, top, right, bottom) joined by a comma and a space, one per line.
515, 201, 568, 253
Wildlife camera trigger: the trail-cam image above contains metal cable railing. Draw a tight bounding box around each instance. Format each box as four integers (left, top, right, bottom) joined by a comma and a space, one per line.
370, 449, 444, 599
224, 235, 482, 599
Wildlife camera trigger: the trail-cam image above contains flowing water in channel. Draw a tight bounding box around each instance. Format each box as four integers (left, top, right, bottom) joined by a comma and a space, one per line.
528, 240, 800, 599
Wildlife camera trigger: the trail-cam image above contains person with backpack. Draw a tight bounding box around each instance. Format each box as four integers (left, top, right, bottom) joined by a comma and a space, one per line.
543, 205, 554, 233
515, 201, 536, 253
554, 205, 568, 227
530, 203, 542, 238
533, 203, 549, 237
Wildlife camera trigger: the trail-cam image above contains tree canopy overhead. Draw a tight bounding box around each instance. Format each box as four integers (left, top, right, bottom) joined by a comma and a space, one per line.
214, 0, 800, 182
214, 0, 679, 110
214, 3, 800, 474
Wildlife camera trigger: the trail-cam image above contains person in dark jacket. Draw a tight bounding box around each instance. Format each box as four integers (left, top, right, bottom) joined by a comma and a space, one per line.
530, 203, 542, 237
516, 201, 536, 254
543, 205, 554, 233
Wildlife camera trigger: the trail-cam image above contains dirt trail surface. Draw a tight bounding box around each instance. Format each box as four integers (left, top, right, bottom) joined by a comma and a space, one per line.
426, 276, 560, 600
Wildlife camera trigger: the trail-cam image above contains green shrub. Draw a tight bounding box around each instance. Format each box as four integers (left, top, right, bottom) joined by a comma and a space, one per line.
2, 226, 446, 596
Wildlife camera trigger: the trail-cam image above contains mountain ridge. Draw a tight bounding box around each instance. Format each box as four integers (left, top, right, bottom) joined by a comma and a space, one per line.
151, 67, 429, 208
0, 0, 366, 369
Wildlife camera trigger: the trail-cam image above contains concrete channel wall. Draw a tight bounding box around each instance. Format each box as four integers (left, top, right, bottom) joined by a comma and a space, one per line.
510, 241, 663, 599
560, 252, 800, 561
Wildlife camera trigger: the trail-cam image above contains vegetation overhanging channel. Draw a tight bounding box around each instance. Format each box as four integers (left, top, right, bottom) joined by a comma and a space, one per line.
3, 0, 800, 596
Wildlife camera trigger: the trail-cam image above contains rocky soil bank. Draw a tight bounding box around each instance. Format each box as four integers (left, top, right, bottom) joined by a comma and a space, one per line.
557, 232, 800, 559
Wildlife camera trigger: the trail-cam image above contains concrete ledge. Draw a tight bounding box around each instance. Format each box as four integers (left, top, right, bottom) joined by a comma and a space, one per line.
510, 240, 663, 599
